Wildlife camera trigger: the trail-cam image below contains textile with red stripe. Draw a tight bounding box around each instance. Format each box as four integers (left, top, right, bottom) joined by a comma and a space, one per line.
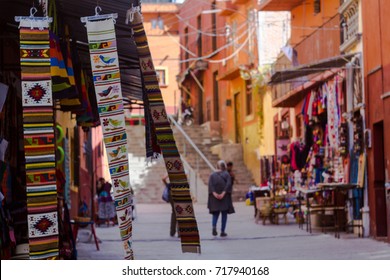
19, 19, 59, 259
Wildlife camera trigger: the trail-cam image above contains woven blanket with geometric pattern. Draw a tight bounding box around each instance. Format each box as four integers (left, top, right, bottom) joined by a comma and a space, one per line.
19, 19, 59, 260
130, 11, 201, 254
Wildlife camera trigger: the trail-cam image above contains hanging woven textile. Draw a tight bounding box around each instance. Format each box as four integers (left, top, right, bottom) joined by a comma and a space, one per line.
84, 18, 134, 260
18, 18, 59, 259
130, 11, 201, 254
59, 25, 82, 112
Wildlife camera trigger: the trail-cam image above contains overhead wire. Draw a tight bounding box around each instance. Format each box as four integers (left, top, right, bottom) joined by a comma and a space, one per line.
143, 0, 341, 65
176, 26, 252, 62
178, 25, 256, 64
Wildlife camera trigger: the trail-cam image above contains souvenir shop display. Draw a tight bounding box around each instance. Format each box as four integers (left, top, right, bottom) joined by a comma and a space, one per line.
0, 2, 201, 260
283, 72, 364, 235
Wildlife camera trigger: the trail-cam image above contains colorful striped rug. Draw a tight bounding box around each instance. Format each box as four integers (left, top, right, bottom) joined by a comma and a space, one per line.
130, 12, 201, 254
85, 18, 134, 260
19, 19, 59, 259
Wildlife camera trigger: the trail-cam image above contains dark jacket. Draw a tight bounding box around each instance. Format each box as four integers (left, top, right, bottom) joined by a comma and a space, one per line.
207, 170, 232, 213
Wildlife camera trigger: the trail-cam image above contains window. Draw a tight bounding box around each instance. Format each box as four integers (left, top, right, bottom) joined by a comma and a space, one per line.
211, 1, 217, 51
155, 67, 168, 87
151, 16, 164, 30
314, 0, 321, 14
245, 79, 252, 116
197, 15, 202, 56
206, 100, 211, 122
184, 27, 189, 69
213, 71, 219, 121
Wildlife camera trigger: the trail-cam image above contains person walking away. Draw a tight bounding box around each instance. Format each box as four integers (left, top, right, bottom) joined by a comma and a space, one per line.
226, 161, 236, 215
208, 160, 233, 237
96, 178, 116, 226
227, 161, 237, 187
162, 175, 178, 237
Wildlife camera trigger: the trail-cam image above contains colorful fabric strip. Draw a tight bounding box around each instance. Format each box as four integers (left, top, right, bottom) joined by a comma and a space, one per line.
19, 19, 59, 260
130, 12, 201, 254
85, 18, 134, 260
49, 31, 74, 99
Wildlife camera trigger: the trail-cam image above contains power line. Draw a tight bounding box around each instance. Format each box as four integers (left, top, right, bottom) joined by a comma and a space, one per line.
178, 26, 256, 64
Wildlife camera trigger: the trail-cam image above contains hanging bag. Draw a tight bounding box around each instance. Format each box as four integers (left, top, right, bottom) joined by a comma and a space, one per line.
162, 184, 170, 203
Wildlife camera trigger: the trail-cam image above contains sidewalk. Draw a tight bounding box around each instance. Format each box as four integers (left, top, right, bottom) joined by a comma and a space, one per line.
75, 202, 390, 260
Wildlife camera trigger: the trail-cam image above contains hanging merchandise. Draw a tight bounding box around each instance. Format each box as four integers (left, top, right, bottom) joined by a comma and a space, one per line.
49, 31, 74, 99
82, 8, 133, 260
325, 80, 340, 149
130, 9, 201, 254
339, 122, 349, 156
76, 70, 96, 126
58, 25, 82, 111
352, 112, 364, 155
16, 9, 59, 259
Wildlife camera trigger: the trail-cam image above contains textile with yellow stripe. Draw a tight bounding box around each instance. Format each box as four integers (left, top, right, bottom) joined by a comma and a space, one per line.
130, 11, 201, 254
19, 19, 59, 259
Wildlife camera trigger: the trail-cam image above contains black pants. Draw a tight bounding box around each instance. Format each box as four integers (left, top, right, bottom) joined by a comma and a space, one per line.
170, 200, 177, 236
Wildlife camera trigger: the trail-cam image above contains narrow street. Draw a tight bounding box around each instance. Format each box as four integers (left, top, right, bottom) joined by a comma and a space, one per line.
76, 202, 390, 260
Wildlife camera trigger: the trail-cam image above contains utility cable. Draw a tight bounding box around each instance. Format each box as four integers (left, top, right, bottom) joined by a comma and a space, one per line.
174, 25, 252, 61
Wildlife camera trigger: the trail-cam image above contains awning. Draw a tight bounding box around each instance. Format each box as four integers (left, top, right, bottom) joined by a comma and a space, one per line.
272, 69, 339, 107
258, 0, 304, 11
269, 53, 355, 84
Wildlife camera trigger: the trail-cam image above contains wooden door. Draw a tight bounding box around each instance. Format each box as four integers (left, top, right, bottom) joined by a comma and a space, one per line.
373, 121, 388, 236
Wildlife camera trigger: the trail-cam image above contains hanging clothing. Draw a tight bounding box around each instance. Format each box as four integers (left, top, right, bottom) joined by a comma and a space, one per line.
326, 80, 340, 149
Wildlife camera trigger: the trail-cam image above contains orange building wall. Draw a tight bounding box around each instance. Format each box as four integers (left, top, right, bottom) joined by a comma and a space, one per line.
362, 1, 382, 72
379, 0, 390, 94
363, 0, 390, 240
143, 5, 181, 115
290, 0, 340, 46
179, 0, 226, 125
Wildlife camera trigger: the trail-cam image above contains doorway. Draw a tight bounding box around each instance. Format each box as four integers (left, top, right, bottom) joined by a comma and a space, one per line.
197, 79, 204, 124
373, 121, 388, 237
234, 92, 241, 143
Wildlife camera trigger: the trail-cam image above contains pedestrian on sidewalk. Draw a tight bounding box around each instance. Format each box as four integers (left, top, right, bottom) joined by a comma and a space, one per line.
96, 177, 116, 226
227, 161, 238, 187
207, 160, 233, 237
162, 175, 178, 237
226, 161, 236, 215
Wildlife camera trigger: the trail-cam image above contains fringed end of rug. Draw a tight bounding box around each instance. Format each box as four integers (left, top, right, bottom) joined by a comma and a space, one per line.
182, 245, 201, 254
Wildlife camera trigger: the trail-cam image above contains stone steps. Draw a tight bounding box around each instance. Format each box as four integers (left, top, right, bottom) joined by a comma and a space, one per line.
172, 124, 256, 202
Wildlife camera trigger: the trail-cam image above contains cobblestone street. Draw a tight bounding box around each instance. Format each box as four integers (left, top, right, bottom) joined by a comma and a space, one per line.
76, 202, 390, 260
